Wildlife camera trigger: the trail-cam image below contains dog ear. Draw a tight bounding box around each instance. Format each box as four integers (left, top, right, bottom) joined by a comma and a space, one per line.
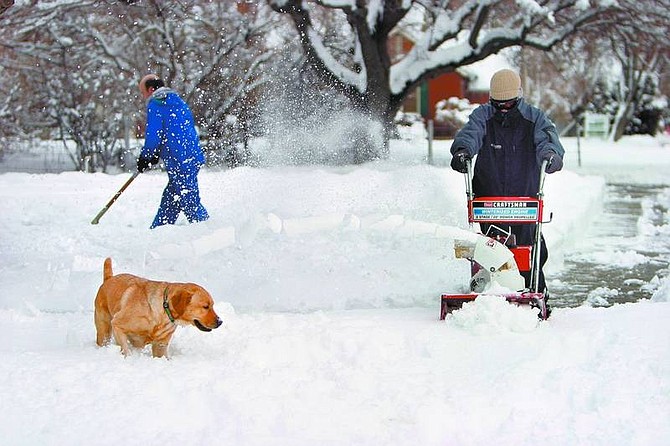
170, 289, 193, 318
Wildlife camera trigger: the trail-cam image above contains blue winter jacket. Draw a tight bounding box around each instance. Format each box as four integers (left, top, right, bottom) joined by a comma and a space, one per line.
140, 87, 205, 175
451, 99, 564, 197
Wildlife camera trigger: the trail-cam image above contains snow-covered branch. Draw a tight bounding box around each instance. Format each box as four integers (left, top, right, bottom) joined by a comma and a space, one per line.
390, 1, 608, 97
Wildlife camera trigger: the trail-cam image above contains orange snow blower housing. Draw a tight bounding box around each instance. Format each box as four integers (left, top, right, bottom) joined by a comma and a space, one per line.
440, 159, 552, 320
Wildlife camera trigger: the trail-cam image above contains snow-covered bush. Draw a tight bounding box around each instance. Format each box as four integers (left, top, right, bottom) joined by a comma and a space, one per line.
434, 97, 477, 138
393, 111, 426, 140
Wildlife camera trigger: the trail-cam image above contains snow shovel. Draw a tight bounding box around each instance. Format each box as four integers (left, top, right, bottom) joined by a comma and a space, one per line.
90, 171, 139, 225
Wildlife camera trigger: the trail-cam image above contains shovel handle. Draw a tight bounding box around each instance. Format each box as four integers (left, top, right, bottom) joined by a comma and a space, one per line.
90, 171, 140, 225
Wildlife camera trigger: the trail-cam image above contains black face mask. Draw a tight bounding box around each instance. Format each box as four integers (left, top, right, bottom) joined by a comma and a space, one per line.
490, 97, 519, 113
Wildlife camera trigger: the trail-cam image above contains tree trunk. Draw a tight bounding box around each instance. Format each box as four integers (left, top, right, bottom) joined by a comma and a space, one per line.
611, 102, 634, 142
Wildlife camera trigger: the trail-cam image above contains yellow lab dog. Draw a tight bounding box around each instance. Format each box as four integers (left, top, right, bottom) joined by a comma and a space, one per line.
94, 258, 222, 357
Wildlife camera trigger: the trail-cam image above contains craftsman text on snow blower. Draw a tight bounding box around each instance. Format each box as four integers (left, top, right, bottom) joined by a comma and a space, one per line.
471, 199, 540, 222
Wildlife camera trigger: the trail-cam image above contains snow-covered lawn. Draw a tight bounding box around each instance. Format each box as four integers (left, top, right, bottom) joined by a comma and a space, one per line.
0, 135, 668, 445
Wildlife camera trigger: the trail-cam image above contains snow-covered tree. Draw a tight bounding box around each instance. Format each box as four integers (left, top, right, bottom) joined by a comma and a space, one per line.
93, 1, 283, 166
517, 0, 670, 140
268, 0, 619, 161
0, 2, 129, 172
512, 36, 610, 135
626, 79, 667, 137
606, 15, 668, 141
0, 1, 282, 170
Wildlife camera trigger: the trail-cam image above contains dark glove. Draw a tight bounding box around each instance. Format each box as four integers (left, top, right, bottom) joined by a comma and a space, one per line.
541, 150, 563, 174
450, 148, 471, 173
137, 155, 159, 173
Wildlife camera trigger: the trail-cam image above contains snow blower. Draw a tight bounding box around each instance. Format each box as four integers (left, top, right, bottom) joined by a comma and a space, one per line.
440, 159, 551, 320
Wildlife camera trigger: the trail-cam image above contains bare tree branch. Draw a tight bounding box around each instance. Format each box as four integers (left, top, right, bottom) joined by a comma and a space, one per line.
0, 0, 14, 18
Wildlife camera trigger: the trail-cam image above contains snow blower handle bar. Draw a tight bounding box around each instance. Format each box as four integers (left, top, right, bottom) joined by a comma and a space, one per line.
464, 158, 474, 202
538, 159, 548, 199
530, 159, 549, 293
463, 158, 549, 200
530, 160, 551, 293
90, 171, 140, 225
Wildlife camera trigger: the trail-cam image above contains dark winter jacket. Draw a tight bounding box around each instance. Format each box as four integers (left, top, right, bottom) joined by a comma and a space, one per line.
451, 98, 564, 197
140, 87, 205, 176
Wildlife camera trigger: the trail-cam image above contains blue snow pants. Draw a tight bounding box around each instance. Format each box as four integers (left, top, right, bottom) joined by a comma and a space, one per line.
150, 167, 209, 229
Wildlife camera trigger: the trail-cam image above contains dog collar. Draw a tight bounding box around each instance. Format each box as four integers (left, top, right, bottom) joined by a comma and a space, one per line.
163, 287, 175, 323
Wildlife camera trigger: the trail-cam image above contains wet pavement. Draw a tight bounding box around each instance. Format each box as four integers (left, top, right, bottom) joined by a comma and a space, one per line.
550, 183, 670, 307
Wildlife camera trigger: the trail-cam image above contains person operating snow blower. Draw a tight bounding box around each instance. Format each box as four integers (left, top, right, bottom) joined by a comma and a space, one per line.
449, 68, 564, 299
137, 74, 209, 229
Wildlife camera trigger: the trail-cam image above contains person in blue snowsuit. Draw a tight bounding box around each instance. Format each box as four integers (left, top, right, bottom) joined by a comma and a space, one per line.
450, 69, 564, 295
137, 74, 209, 229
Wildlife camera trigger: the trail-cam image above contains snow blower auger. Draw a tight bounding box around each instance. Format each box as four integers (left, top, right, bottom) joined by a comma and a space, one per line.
440, 159, 552, 320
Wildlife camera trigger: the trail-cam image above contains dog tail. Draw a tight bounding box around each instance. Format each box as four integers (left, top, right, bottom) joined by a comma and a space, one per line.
103, 257, 113, 281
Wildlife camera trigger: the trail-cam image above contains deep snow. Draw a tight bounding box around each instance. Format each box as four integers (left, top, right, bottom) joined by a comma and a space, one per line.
0, 135, 669, 446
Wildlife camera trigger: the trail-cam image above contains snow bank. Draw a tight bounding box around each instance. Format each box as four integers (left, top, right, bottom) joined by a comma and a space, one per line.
0, 136, 669, 446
